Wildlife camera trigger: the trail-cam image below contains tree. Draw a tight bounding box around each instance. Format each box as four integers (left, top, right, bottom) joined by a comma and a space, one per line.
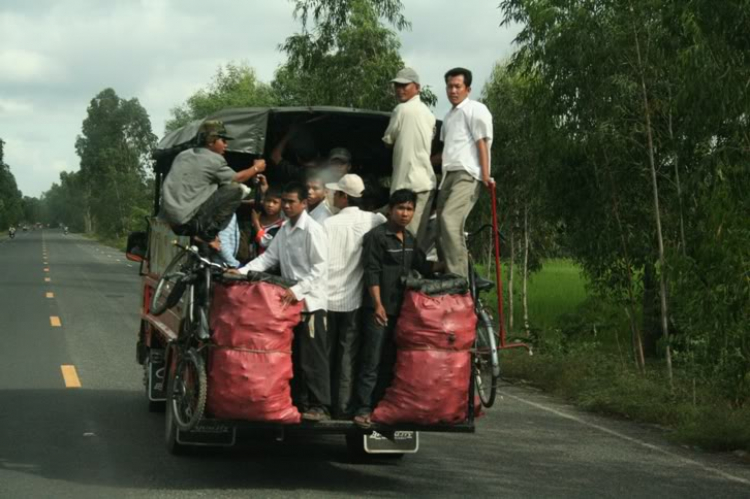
74, 88, 156, 238
165, 62, 277, 132
0, 138, 24, 229
274, 0, 436, 111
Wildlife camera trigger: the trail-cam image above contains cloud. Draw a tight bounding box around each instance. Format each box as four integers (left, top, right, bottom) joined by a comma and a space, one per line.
0, 0, 517, 197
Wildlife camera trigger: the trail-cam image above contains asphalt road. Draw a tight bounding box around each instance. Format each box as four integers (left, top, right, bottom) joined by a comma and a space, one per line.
1, 229, 749, 498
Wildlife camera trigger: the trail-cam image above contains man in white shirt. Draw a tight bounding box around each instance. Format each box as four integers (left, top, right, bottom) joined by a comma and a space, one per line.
323, 174, 386, 418
238, 182, 331, 421
436, 67, 494, 278
382, 67, 437, 250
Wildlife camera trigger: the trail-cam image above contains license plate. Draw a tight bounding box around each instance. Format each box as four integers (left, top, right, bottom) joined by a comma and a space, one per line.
364, 430, 419, 454
176, 423, 236, 447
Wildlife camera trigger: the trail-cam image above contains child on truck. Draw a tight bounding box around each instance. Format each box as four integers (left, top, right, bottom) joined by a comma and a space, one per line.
251, 185, 285, 255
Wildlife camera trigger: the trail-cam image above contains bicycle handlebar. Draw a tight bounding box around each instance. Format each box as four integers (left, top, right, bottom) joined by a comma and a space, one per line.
172, 241, 230, 272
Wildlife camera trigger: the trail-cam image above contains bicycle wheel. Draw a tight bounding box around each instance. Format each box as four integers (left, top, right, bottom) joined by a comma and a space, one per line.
168, 347, 207, 432
474, 308, 500, 408
150, 248, 189, 316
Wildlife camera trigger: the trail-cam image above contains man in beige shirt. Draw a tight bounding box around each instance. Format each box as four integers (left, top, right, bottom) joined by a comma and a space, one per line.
382, 67, 437, 250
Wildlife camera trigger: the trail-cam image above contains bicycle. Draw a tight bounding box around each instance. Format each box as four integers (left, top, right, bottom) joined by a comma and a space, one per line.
150, 242, 228, 432
466, 225, 501, 408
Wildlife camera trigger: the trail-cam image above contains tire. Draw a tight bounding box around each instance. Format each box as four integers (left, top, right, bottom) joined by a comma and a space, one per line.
168, 347, 207, 432
150, 248, 189, 316
474, 308, 499, 408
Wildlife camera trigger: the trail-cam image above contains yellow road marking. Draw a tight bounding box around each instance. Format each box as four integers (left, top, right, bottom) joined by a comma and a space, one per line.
44, 277, 51, 282
50, 316, 62, 327
46, 292, 54, 298
44, 268, 49, 272
61, 365, 81, 388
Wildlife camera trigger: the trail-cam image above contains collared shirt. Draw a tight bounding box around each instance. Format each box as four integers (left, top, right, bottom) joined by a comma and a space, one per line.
324, 207, 387, 312
362, 223, 431, 316
309, 200, 333, 225
440, 98, 493, 182
383, 94, 437, 193
160, 147, 235, 225
213, 213, 240, 268
240, 210, 328, 312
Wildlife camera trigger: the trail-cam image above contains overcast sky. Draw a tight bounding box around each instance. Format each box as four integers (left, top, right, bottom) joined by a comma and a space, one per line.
0, 0, 519, 197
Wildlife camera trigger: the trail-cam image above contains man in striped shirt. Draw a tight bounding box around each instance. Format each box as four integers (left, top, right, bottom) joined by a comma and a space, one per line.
323, 174, 386, 419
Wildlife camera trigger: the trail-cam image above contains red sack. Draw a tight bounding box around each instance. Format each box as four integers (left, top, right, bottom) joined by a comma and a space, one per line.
372, 291, 477, 426
206, 280, 303, 423
395, 291, 476, 350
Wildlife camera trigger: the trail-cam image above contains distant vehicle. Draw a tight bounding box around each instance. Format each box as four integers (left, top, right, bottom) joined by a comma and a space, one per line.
63, 226, 69, 235
8, 227, 15, 239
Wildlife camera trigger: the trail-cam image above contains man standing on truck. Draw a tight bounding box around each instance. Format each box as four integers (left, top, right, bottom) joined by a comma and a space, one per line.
160, 120, 266, 251
382, 67, 437, 250
436, 67, 493, 278
323, 174, 386, 419
238, 182, 331, 422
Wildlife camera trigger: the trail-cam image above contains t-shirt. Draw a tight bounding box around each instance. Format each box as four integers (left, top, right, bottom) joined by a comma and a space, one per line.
382, 95, 436, 193
160, 148, 236, 225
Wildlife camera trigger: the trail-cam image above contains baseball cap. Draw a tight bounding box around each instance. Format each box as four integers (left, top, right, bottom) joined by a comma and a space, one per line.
328, 147, 352, 164
198, 120, 234, 141
326, 174, 365, 198
391, 67, 420, 85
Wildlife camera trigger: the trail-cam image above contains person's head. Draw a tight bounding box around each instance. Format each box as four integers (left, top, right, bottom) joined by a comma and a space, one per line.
198, 120, 233, 155
327, 147, 352, 179
305, 170, 327, 209
444, 67, 473, 107
391, 67, 421, 103
281, 182, 308, 220
326, 174, 365, 211
262, 187, 283, 218
388, 189, 417, 229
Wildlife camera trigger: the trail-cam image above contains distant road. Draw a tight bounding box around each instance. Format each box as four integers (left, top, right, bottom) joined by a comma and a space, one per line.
0, 230, 748, 498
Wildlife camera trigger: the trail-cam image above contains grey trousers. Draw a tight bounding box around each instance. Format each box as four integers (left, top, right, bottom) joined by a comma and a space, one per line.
436, 171, 481, 278
407, 189, 436, 252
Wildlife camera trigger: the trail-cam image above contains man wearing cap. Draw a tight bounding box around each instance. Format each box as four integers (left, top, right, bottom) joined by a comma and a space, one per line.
160, 120, 266, 248
323, 174, 386, 419
382, 67, 437, 250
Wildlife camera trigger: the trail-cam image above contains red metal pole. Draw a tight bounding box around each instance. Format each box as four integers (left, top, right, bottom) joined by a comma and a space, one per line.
489, 181, 530, 352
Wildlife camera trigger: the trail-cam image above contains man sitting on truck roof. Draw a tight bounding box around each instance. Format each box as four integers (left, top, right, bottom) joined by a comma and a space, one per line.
160, 120, 266, 251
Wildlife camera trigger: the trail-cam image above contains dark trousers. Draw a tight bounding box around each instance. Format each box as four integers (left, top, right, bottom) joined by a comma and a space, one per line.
173, 183, 243, 242
327, 309, 361, 418
292, 310, 331, 411
353, 309, 397, 416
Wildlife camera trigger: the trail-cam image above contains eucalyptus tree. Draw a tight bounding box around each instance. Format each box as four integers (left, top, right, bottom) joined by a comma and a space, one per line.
75, 88, 157, 237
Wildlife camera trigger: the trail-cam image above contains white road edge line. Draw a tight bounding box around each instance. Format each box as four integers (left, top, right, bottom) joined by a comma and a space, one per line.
504, 392, 750, 486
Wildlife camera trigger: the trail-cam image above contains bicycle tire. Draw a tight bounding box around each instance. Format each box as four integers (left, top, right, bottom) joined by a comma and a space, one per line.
150, 248, 189, 316
168, 347, 207, 432
474, 308, 499, 408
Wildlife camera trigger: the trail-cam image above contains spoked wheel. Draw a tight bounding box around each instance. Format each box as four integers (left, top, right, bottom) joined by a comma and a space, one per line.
168, 347, 207, 432
150, 248, 189, 316
474, 309, 500, 408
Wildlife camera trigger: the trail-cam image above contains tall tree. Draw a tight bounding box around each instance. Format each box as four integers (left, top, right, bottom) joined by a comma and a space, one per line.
275, 0, 436, 110
75, 88, 156, 238
0, 138, 24, 229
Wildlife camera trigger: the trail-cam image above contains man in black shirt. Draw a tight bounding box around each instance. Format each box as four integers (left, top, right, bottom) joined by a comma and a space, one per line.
352, 189, 436, 428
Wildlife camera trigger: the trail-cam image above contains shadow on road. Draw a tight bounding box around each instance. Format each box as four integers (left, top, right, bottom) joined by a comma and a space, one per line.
0, 388, 412, 494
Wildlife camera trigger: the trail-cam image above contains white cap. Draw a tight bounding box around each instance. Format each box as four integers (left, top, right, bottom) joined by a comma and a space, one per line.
325, 174, 365, 198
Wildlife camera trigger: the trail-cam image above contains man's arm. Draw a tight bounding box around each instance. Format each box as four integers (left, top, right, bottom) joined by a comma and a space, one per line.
363, 231, 387, 325
382, 106, 402, 148
476, 138, 491, 187
233, 159, 266, 184
238, 228, 281, 274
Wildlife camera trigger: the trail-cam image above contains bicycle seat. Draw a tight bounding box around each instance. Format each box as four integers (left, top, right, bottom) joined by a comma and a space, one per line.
474, 276, 495, 293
